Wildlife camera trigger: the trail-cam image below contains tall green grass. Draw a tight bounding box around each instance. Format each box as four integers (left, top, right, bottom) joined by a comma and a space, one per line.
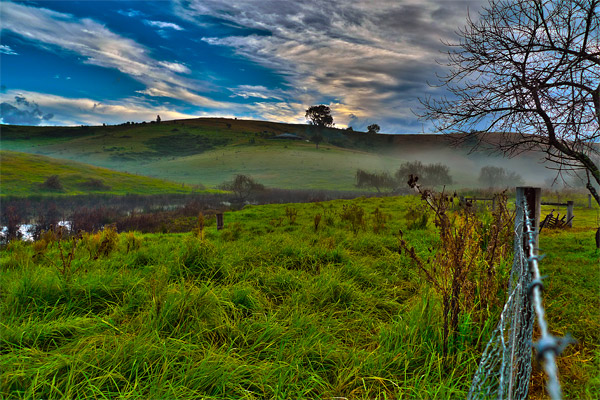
1, 196, 598, 398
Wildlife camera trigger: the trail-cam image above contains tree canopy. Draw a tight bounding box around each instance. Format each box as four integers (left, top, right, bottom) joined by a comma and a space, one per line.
395, 161, 453, 187
305, 105, 334, 127
355, 169, 395, 193
478, 166, 524, 188
367, 124, 380, 134
220, 174, 265, 204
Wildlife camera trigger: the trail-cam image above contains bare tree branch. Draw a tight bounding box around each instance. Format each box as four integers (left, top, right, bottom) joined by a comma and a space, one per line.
420, 0, 600, 204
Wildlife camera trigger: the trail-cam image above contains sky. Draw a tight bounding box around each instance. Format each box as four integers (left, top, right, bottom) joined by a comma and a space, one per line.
0, 0, 486, 133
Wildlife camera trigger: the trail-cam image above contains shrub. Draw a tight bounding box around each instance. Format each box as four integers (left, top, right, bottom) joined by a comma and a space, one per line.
71, 207, 112, 233
1, 206, 22, 243
220, 174, 265, 204
124, 232, 141, 253
340, 203, 366, 234
39, 175, 64, 191
405, 205, 429, 230
194, 212, 205, 240
79, 178, 111, 191
45, 228, 83, 282
372, 207, 387, 234
83, 225, 119, 260
285, 207, 298, 225
399, 181, 513, 355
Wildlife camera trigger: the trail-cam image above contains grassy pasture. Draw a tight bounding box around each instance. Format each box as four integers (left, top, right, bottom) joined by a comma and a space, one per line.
2, 121, 402, 190
147, 143, 402, 190
1, 118, 554, 190
0, 195, 597, 399
0, 151, 207, 196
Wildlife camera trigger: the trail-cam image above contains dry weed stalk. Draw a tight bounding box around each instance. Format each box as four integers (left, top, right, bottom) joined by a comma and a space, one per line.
82, 225, 119, 260
285, 207, 298, 225
314, 213, 322, 232
399, 175, 513, 355
340, 204, 366, 234
34, 225, 82, 281
125, 231, 141, 253
372, 207, 388, 234
195, 212, 205, 240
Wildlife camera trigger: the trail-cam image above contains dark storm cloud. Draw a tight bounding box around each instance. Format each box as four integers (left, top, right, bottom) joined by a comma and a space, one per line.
178, 0, 487, 132
1, 95, 54, 125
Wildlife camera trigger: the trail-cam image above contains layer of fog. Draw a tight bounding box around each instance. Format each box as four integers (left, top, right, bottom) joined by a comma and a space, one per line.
383, 147, 585, 190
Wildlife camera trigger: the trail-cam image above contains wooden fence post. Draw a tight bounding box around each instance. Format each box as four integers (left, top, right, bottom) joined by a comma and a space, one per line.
566, 201, 574, 227
216, 213, 224, 230
516, 187, 541, 249
589, 194, 593, 209
512, 187, 541, 396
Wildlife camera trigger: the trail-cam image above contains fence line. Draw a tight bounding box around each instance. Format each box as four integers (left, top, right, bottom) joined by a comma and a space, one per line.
468, 187, 570, 400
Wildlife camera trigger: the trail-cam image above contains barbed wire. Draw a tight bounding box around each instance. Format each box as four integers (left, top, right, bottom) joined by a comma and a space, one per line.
468, 192, 570, 400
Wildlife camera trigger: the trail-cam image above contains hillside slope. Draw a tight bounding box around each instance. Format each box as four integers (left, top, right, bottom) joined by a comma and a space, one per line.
1, 118, 555, 190
0, 151, 205, 196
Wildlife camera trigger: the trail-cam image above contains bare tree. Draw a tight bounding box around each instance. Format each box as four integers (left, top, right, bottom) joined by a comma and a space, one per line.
220, 174, 265, 204
395, 161, 454, 187
355, 169, 394, 193
421, 0, 600, 204
478, 165, 524, 188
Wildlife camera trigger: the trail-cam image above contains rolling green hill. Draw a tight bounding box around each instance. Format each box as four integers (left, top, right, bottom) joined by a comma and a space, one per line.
1, 118, 555, 190
0, 151, 207, 196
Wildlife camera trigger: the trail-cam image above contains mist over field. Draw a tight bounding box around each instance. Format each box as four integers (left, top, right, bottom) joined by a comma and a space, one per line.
0, 118, 574, 194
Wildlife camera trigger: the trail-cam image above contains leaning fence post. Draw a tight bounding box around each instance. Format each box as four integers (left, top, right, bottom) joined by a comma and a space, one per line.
566, 201, 574, 227
516, 187, 541, 249
511, 187, 541, 399
216, 213, 224, 230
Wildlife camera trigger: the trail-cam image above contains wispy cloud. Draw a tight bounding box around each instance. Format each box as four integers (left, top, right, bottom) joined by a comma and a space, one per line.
0, 89, 204, 126
117, 9, 145, 18
230, 85, 285, 100
144, 20, 184, 31
179, 0, 486, 132
1, 2, 230, 110
0, 44, 18, 55
157, 61, 191, 74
